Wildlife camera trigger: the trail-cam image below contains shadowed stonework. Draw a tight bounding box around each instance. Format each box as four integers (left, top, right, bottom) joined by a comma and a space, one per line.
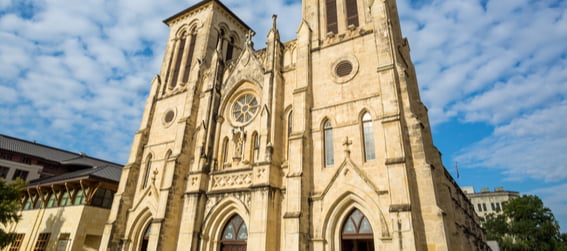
100, 0, 489, 250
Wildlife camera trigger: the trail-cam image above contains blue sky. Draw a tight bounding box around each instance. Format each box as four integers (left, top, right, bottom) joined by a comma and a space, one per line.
1, 0, 566, 231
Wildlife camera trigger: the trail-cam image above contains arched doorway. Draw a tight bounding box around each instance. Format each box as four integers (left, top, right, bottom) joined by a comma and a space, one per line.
140, 224, 151, 251
341, 208, 374, 251
220, 214, 248, 251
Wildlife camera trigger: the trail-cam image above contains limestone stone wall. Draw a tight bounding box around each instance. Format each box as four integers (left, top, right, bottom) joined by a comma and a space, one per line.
100, 0, 490, 250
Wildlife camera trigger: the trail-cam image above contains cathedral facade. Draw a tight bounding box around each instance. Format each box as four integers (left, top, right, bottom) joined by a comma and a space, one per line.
100, 0, 488, 250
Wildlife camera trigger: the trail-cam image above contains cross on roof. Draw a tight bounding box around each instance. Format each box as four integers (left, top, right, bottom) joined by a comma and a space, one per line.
343, 136, 352, 157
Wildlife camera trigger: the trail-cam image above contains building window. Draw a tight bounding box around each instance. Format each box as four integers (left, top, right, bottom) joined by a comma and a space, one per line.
482, 203, 487, 211
0, 153, 13, 160
491, 203, 495, 211
32, 195, 42, 209
73, 189, 86, 205
477, 203, 482, 212
141, 223, 151, 251
91, 189, 115, 209
0, 166, 9, 179
342, 208, 374, 251
286, 111, 293, 160
57, 233, 71, 251
250, 132, 258, 164
221, 215, 247, 250
345, 0, 359, 28
60, 190, 71, 206
495, 202, 501, 211
9, 233, 25, 251
170, 32, 187, 88
323, 120, 334, 167
22, 157, 31, 164
232, 94, 259, 123
12, 169, 29, 181
47, 193, 57, 208
326, 0, 338, 34
361, 113, 376, 161
23, 196, 32, 210
226, 37, 235, 61
33, 233, 50, 251
220, 137, 229, 169
182, 28, 197, 83
142, 155, 152, 188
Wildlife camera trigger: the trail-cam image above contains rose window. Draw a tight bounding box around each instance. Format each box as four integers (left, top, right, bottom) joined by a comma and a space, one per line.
232, 94, 259, 123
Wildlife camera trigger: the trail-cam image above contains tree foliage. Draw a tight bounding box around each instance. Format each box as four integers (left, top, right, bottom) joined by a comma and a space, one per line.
0, 179, 24, 248
482, 195, 567, 251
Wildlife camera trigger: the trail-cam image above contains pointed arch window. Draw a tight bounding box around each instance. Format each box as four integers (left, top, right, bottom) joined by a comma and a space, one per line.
220, 137, 229, 169
142, 155, 152, 188
345, 0, 359, 28
140, 223, 151, 251
226, 37, 235, 61
286, 111, 293, 160
182, 28, 197, 83
170, 32, 186, 88
362, 112, 376, 161
326, 0, 338, 34
342, 208, 374, 251
323, 120, 334, 167
221, 215, 247, 250
250, 132, 259, 164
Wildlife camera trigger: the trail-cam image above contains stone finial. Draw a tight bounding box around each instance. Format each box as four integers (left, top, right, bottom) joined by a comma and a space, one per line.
152, 169, 158, 184
343, 136, 352, 157
272, 15, 277, 30
245, 30, 255, 47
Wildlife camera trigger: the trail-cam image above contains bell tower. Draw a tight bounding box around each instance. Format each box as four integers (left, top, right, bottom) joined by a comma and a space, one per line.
101, 0, 489, 250
100, 1, 252, 250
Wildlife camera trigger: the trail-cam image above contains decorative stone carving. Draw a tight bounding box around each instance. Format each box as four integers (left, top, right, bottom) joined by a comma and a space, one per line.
211, 172, 253, 190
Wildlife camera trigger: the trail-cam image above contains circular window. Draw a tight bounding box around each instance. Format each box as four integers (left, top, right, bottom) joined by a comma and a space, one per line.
164, 111, 175, 123
162, 109, 176, 127
232, 94, 259, 123
331, 56, 359, 84
335, 61, 353, 77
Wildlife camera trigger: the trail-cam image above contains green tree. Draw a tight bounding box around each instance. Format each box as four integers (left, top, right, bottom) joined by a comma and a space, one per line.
0, 179, 24, 248
482, 195, 567, 251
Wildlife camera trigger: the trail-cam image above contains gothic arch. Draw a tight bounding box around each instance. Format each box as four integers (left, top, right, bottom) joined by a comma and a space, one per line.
218, 80, 262, 125
175, 25, 189, 38
127, 208, 153, 251
187, 19, 202, 34
357, 108, 377, 122
200, 197, 250, 250
160, 149, 173, 187
320, 192, 389, 251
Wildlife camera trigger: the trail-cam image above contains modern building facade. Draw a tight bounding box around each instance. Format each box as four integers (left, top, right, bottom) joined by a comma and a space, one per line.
3, 165, 122, 251
0, 135, 122, 251
101, 0, 488, 250
0, 134, 117, 183
462, 186, 520, 218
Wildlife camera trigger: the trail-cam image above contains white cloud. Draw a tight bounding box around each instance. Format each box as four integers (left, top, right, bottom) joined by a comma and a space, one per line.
456, 101, 567, 182
0, 0, 302, 164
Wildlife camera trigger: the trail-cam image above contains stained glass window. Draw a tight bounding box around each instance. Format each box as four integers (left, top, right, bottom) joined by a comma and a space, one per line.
362, 113, 376, 161
324, 121, 334, 167
232, 94, 259, 123
222, 215, 248, 241
342, 208, 373, 235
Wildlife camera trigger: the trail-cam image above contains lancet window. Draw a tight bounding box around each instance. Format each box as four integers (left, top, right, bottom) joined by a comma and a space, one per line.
361, 112, 375, 161
323, 120, 334, 167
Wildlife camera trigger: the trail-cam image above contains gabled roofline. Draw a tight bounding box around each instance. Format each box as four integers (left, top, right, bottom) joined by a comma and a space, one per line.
163, 0, 253, 32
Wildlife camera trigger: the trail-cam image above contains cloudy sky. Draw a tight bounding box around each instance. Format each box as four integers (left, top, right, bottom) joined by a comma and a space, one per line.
1, 0, 566, 230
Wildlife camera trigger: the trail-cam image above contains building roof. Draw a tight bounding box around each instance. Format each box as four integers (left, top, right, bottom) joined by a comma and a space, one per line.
28, 165, 122, 187
163, 0, 253, 31
0, 134, 122, 169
